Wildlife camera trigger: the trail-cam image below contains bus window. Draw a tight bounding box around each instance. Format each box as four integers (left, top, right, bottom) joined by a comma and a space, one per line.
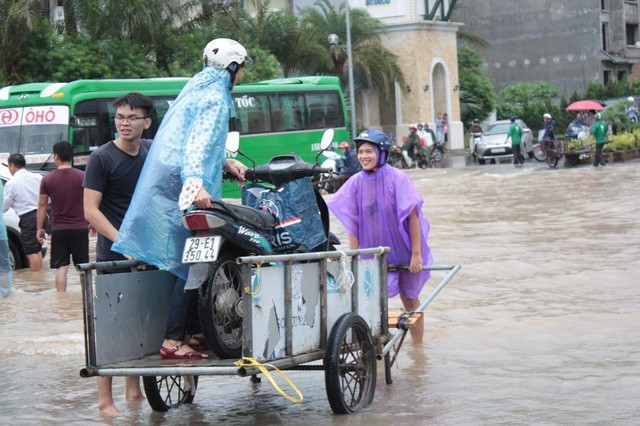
234, 95, 270, 134
270, 94, 304, 132
74, 99, 112, 150
304, 92, 344, 129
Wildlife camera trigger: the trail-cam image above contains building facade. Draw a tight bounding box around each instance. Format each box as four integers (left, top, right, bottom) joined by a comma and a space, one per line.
454, 0, 640, 98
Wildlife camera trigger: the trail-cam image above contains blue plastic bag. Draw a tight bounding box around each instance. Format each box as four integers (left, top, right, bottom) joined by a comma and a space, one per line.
242, 178, 327, 253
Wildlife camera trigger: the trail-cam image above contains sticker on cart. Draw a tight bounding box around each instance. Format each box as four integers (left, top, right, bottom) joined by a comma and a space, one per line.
363, 267, 373, 300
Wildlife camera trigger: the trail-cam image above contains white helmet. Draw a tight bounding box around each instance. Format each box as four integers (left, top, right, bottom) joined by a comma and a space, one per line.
628, 96, 635, 103
543, 113, 552, 119
203, 38, 251, 71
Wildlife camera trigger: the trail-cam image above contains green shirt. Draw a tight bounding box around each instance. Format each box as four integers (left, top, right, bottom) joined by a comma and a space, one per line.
591, 121, 608, 143
507, 123, 522, 145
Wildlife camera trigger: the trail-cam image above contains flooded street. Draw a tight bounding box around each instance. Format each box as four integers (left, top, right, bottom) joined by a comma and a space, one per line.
1, 158, 639, 424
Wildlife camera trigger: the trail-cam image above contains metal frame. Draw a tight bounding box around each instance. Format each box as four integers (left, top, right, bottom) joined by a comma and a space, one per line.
78, 252, 460, 384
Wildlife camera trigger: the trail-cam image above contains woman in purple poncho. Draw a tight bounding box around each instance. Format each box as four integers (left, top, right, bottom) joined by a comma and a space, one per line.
327, 129, 433, 343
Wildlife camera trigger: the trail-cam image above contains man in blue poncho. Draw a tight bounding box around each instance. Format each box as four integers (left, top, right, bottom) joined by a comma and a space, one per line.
113, 38, 249, 359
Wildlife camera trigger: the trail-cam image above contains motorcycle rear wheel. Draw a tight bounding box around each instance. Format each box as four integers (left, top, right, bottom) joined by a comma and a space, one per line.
198, 254, 244, 359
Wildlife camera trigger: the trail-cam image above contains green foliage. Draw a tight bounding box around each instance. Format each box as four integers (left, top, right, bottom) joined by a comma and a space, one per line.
18, 22, 162, 82
603, 100, 640, 134
496, 82, 575, 136
608, 128, 640, 152
585, 80, 632, 100
499, 82, 561, 105
457, 46, 495, 126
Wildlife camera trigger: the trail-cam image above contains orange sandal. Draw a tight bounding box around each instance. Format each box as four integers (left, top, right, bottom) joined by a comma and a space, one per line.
160, 342, 209, 360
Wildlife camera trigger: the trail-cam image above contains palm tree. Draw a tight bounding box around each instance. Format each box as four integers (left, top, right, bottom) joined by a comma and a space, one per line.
61, 0, 195, 74
214, 0, 326, 77
0, 0, 49, 85
299, 0, 405, 99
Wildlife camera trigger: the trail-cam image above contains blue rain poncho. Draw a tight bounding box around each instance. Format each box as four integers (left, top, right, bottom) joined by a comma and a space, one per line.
0, 180, 12, 297
113, 67, 233, 280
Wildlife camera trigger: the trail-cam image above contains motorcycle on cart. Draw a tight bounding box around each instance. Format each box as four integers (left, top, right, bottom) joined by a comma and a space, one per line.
77, 130, 461, 414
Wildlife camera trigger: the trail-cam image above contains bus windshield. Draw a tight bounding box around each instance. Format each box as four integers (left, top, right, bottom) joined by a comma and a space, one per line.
0, 105, 69, 165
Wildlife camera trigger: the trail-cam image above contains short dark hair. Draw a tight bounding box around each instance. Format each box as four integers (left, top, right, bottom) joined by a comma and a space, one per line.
112, 92, 154, 118
53, 141, 73, 162
8, 153, 26, 168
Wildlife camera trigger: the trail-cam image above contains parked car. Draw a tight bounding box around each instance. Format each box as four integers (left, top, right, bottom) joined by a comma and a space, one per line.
1, 164, 47, 269
470, 119, 534, 164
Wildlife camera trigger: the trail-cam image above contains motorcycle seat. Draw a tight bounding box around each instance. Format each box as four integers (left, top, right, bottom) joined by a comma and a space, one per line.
210, 199, 277, 230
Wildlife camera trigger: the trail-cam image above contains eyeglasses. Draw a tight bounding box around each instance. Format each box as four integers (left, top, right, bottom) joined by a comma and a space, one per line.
115, 115, 148, 123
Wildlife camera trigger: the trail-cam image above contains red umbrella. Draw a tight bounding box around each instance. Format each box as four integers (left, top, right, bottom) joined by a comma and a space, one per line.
566, 100, 605, 111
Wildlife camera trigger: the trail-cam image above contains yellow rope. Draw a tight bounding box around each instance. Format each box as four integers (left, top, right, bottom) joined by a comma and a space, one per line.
245, 259, 264, 295
234, 357, 304, 403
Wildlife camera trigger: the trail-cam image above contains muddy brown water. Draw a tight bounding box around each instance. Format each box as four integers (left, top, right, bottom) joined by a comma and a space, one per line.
1, 158, 638, 424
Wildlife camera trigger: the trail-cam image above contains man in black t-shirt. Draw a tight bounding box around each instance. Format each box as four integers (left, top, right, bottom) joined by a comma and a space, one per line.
83, 93, 152, 417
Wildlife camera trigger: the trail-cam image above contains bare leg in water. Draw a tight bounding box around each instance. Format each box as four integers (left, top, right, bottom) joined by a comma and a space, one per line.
400, 295, 423, 344
97, 376, 144, 416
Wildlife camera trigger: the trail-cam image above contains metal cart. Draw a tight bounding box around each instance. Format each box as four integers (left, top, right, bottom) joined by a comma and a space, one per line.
78, 248, 460, 414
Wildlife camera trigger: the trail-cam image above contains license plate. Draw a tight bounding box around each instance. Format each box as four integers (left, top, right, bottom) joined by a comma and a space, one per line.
182, 236, 222, 263
493, 148, 506, 153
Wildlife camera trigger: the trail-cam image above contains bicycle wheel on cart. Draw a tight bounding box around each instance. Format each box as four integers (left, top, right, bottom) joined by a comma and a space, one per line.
533, 144, 547, 162
143, 375, 198, 412
324, 313, 377, 414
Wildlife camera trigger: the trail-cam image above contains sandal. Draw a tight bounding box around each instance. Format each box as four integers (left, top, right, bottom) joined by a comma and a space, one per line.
188, 335, 209, 351
160, 342, 209, 360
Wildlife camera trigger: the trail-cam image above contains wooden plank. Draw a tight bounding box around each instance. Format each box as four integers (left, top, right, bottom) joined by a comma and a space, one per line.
388, 311, 423, 329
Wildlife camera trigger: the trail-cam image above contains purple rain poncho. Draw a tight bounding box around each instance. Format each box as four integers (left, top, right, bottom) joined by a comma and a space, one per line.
112, 67, 233, 280
327, 164, 433, 299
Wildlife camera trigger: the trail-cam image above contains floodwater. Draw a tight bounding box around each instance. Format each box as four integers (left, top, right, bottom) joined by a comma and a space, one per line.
1, 158, 639, 425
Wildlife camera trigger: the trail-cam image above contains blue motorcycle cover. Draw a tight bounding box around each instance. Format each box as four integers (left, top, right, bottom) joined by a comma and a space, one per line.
242, 178, 327, 252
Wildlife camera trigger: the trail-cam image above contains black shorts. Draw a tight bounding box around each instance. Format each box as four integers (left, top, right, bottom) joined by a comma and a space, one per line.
18, 210, 41, 255
50, 229, 89, 269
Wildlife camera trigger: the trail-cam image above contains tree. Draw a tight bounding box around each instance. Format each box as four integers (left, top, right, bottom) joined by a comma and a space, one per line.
497, 82, 565, 133
0, 0, 50, 84
457, 46, 495, 126
299, 0, 405, 98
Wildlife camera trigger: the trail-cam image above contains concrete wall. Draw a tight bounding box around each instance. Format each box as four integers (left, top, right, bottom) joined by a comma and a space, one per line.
455, 0, 602, 98
378, 21, 464, 149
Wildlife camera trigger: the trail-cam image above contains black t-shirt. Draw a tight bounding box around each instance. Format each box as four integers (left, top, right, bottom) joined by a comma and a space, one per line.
83, 139, 151, 260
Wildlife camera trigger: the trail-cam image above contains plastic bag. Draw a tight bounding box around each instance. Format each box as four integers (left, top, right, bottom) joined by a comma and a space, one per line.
242, 178, 327, 253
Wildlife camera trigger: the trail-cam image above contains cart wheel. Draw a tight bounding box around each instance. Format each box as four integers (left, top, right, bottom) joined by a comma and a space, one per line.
566, 154, 580, 166
431, 148, 443, 162
546, 149, 559, 168
199, 254, 243, 359
324, 313, 377, 414
533, 145, 546, 162
143, 375, 198, 412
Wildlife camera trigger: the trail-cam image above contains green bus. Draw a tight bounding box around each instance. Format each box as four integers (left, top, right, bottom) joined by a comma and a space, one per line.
0, 76, 349, 197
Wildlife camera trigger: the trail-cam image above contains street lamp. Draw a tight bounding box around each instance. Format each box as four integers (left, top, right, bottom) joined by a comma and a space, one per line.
328, 4, 357, 139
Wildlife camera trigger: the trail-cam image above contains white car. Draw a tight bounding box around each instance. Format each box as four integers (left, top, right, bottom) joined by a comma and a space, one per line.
1, 164, 47, 269
470, 119, 534, 164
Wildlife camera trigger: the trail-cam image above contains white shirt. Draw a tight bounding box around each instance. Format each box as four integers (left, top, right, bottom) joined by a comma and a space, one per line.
2, 168, 43, 216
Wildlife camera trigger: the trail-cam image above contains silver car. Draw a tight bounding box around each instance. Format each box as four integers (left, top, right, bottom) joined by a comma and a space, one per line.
471, 119, 534, 164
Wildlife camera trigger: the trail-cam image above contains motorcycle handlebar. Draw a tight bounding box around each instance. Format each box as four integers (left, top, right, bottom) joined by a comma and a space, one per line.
245, 164, 331, 183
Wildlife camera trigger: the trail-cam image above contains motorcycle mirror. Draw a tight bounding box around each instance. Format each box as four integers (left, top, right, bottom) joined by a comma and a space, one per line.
225, 131, 240, 153
320, 129, 334, 150
315, 129, 335, 164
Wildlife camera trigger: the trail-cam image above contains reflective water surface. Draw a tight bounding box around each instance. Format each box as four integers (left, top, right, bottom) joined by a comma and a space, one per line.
1, 159, 639, 424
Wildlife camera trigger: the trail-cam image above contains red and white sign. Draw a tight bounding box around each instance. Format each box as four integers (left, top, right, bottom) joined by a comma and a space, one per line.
0, 105, 69, 128
73, 155, 90, 166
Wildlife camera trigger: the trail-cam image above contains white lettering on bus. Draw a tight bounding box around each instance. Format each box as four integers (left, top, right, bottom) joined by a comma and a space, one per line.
234, 95, 256, 109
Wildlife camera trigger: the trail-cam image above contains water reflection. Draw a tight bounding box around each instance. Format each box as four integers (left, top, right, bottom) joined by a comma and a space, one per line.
1, 159, 638, 423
